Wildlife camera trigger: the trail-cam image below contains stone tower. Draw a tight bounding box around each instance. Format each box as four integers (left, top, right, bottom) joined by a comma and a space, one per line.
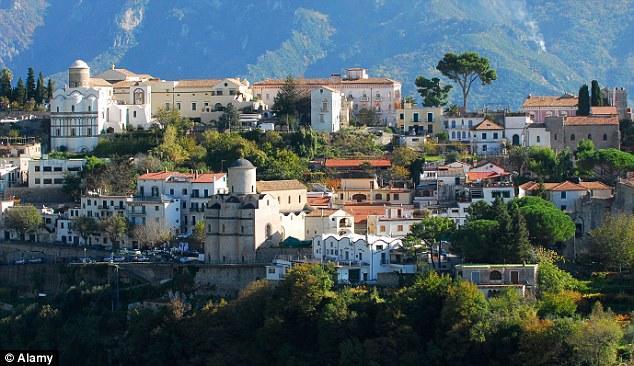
68, 59, 90, 88
227, 158, 256, 194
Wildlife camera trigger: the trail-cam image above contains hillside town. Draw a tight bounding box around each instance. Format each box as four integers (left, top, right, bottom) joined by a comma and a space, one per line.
0, 53, 633, 365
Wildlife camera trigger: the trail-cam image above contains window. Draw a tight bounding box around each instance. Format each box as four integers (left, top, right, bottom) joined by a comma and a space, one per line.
413, 113, 419, 122
427, 112, 433, 122
165, 103, 171, 111
399, 113, 404, 120
493, 132, 499, 139
482, 145, 488, 152
468, 120, 473, 128
133, 88, 145, 104
43, 178, 52, 184
470, 271, 480, 284
88, 105, 91, 112
397, 225, 404, 231
561, 205, 567, 211
35, 166, 40, 172
71, 128, 76, 136
603, 133, 608, 141
554, 134, 558, 141
71, 105, 75, 112
587, 134, 592, 140
561, 191, 567, 199
451, 131, 456, 139
570, 134, 575, 141
489, 270, 502, 281
56, 128, 60, 136
53, 178, 63, 184
536, 136, 541, 143
482, 133, 487, 139
133, 111, 137, 118
393, 193, 400, 200
192, 102, 197, 111
34, 178, 40, 184
87, 128, 91, 136
155, 205, 159, 211
265, 224, 272, 239
176, 102, 181, 110
43, 166, 52, 172
380, 225, 386, 232
53, 167, 62, 172
182, 189, 188, 195
451, 120, 456, 128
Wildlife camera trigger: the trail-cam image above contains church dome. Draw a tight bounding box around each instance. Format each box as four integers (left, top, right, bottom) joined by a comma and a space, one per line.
229, 158, 255, 169
69, 59, 89, 69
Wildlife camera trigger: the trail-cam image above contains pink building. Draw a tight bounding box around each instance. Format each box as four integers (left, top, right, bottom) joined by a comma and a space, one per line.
520, 93, 578, 123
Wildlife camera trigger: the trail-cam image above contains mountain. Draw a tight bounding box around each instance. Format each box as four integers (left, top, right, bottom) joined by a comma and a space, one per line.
2, 0, 634, 109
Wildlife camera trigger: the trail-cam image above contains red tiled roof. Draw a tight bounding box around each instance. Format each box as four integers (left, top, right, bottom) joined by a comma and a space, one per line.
564, 115, 619, 126
466, 171, 509, 182
522, 95, 578, 108
591, 106, 618, 115
306, 208, 347, 217
343, 204, 386, 224
307, 196, 331, 206
325, 159, 391, 168
520, 180, 610, 192
138, 171, 225, 183
473, 119, 503, 130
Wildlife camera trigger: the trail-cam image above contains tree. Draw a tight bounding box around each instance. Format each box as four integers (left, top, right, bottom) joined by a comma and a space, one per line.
13, 78, 26, 105
154, 125, 189, 164
156, 108, 192, 135
101, 215, 128, 249
218, 103, 240, 132
410, 216, 455, 269
131, 221, 172, 249
452, 219, 499, 263
414, 76, 452, 107
192, 221, 206, 247
568, 303, 624, 366
467, 200, 494, 220
514, 197, 575, 246
436, 51, 497, 112
357, 108, 379, 126
273, 76, 309, 130
589, 214, 634, 272
575, 138, 596, 177
46, 78, 54, 102
72, 217, 99, 245
508, 209, 533, 263
577, 84, 590, 116
260, 149, 307, 180
35, 72, 45, 105
26, 67, 36, 101
590, 80, 603, 107
4, 206, 43, 240
0, 68, 12, 100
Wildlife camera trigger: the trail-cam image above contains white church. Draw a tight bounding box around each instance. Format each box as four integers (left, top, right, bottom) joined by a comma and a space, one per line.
50, 60, 154, 152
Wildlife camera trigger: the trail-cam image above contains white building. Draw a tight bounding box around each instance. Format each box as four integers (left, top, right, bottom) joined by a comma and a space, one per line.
456, 264, 539, 297
312, 233, 415, 283
519, 180, 612, 214
443, 114, 485, 142
525, 123, 551, 148
305, 208, 354, 237
50, 60, 154, 152
253, 68, 401, 126
471, 119, 504, 155
28, 158, 86, 188
504, 114, 532, 147
310, 86, 343, 133
136, 171, 227, 234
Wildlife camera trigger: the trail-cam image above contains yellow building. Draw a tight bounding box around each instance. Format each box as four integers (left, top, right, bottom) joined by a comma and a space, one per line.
396, 102, 443, 136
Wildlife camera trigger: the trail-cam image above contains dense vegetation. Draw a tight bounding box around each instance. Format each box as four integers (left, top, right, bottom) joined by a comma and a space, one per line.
0, 265, 631, 366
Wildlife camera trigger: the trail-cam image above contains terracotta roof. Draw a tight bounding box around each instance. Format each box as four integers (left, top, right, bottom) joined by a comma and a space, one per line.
138, 171, 225, 183
473, 119, 503, 130
256, 180, 306, 192
578, 181, 611, 190
176, 79, 221, 88
253, 77, 399, 87
520, 180, 609, 192
343, 204, 386, 224
564, 115, 619, 126
466, 171, 509, 181
307, 196, 331, 206
522, 95, 578, 108
325, 159, 391, 168
305, 208, 343, 217
591, 106, 618, 115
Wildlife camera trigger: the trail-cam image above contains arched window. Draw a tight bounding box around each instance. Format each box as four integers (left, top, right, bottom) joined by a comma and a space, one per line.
133, 88, 145, 105
570, 134, 575, 141
587, 134, 592, 140
375, 193, 382, 200
512, 134, 520, 145
603, 133, 608, 141
536, 136, 541, 143
265, 224, 272, 239
489, 270, 502, 281
214, 103, 223, 112
71, 105, 75, 112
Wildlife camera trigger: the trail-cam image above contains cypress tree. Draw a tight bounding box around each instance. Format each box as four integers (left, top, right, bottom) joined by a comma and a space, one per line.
510, 210, 532, 263
26, 67, 36, 101
35, 72, 45, 105
492, 198, 512, 263
46, 79, 55, 101
14, 78, 26, 105
0, 68, 11, 100
590, 80, 603, 107
577, 84, 590, 116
